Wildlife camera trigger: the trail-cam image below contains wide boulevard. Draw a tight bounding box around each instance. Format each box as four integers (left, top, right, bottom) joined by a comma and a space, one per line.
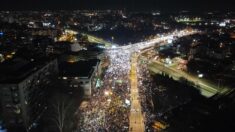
78, 29, 197, 132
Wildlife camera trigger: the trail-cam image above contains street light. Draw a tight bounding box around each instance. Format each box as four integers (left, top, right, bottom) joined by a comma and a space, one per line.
198, 74, 204, 78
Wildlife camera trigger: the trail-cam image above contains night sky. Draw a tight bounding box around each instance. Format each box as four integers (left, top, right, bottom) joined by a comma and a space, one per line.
0, 0, 234, 11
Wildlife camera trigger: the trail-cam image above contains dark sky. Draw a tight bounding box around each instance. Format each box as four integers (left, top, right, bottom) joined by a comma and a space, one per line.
0, 0, 234, 11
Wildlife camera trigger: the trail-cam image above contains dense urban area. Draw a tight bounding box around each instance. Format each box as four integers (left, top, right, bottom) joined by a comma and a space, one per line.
0, 10, 235, 132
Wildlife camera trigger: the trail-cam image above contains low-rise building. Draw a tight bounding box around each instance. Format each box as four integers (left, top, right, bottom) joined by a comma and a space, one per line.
58, 59, 101, 97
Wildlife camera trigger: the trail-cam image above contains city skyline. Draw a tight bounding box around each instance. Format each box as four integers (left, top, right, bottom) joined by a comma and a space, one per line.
0, 5, 234, 132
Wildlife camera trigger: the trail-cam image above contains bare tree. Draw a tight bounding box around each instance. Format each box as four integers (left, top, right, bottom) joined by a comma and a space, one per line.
50, 95, 73, 132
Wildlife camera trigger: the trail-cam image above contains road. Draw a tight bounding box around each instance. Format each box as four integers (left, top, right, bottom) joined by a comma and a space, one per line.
129, 53, 145, 132
82, 33, 113, 47
78, 29, 198, 131
148, 61, 230, 97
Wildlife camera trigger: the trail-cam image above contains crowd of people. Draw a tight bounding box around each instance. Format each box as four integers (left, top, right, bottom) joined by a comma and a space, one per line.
77, 29, 197, 131
137, 55, 157, 132
78, 49, 132, 132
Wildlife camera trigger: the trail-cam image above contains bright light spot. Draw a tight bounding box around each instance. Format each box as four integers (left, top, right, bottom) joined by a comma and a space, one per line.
219, 22, 226, 27
123, 15, 127, 18
104, 90, 109, 96
63, 77, 68, 80
165, 57, 172, 64
198, 74, 204, 78
111, 45, 117, 49
167, 39, 173, 43
125, 99, 130, 105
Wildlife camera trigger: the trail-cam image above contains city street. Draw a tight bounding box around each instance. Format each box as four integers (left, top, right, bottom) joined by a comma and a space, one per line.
1, 9, 234, 132
148, 61, 230, 97
129, 53, 145, 132
77, 29, 197, 131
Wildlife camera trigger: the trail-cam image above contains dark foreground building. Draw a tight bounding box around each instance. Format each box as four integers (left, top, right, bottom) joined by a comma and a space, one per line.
0, 58, 58, 131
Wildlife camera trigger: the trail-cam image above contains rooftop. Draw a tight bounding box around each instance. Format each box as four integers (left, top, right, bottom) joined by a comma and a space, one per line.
0, 57, 53, 84
59, 59, 100, 78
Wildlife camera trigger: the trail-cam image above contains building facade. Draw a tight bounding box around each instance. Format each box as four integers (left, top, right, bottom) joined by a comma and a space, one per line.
0, 58, 58, 131
58, 59, 101, 97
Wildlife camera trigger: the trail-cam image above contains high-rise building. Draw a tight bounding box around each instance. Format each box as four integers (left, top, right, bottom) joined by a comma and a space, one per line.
0, 58, 58, 131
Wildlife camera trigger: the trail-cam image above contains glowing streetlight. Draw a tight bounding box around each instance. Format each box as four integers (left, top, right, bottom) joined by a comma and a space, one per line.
198, 74, 204, 78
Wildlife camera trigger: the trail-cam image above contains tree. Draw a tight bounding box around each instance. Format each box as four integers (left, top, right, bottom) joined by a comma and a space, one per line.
50, 95, 73, 132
